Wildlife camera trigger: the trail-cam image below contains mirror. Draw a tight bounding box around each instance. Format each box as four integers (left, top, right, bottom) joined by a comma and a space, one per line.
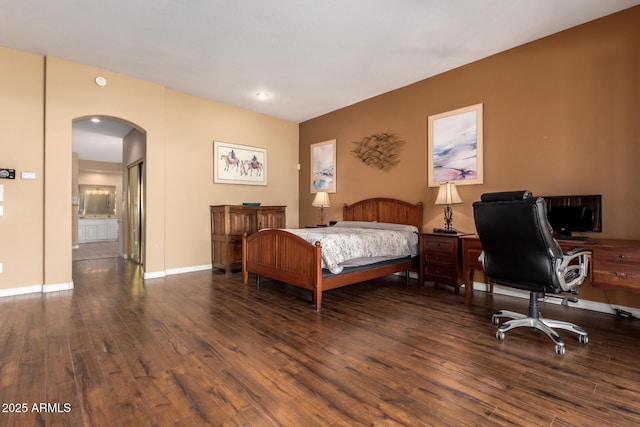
79, 185, 116, 217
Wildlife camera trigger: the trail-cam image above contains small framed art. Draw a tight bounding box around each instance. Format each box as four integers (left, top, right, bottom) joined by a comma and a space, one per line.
214, 141, 267, 186
310, 139, 336, 193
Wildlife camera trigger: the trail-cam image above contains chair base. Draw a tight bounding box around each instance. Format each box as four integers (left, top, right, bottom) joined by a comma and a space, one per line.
492, 292, 588, 355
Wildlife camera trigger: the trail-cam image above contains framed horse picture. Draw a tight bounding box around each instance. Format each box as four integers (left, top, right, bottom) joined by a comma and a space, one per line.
214, 141, 267, 186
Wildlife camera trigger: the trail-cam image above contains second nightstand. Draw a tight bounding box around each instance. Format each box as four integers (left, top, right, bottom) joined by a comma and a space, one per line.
419, 232, 463, 294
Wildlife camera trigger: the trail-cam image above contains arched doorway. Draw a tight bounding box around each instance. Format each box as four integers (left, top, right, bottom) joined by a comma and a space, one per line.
72, 116, 146, 266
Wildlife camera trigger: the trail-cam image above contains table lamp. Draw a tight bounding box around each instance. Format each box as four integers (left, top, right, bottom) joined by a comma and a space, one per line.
434, 182, 462, 231
312, 191, 331, 226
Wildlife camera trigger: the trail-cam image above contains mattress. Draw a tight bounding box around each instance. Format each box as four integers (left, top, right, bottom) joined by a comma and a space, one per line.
283, 221, 419, 274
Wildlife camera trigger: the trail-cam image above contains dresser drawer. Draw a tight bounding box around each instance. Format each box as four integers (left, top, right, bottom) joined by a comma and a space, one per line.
425, 264, 458, 282
425, 251, 455, 264
425, 239, 455, 254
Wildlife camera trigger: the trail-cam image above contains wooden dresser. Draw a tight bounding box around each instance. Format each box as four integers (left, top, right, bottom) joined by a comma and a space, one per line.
210, 205, 286, 273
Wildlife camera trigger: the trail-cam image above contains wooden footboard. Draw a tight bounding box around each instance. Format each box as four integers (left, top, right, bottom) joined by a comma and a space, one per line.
243, 230, 324, 310
242, 230, 415, 312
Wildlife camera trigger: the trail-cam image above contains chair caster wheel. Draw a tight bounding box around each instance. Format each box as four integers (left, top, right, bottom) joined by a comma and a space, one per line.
579, 334, 588, 344
491, 315, 500, 325
496, 330, 505, 341
555, 344, 565, 355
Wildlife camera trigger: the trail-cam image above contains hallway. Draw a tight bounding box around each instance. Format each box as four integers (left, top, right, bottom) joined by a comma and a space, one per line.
72, 242, 121, 262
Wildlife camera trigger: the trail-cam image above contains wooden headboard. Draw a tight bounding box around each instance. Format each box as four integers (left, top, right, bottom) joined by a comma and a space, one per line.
342, 198, 423, 232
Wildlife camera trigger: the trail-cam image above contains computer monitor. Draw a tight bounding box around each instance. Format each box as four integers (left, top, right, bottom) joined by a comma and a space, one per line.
542, 194, 602, 240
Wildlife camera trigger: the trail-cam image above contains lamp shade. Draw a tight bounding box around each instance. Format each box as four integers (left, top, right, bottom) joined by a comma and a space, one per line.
434, 182, 462, 205
312, 191, 331, 208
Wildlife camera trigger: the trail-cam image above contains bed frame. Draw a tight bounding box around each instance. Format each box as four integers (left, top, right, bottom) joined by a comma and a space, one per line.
242, 198, 423, 311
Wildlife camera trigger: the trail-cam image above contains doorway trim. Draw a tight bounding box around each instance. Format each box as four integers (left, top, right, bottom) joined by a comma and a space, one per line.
126, 160, 145, 265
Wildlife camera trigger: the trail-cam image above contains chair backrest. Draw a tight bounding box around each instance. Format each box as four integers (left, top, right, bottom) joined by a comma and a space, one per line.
473, 191, 564, 293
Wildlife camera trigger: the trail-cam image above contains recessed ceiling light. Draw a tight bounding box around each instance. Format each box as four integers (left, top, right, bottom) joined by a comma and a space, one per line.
90, 118, 101, 123
95, 76, 107, 87
256, 92, 270, 100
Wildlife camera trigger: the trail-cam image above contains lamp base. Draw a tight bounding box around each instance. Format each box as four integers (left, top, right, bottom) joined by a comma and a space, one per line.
433, 227, 458, 234
442, 205, 455, 231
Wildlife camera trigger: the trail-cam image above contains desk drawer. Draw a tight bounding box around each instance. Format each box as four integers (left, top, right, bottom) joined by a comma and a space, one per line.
592, 268, 640, 292
593, 247, 640, 265
464, 248, 484, 270
592, 246, 640, 292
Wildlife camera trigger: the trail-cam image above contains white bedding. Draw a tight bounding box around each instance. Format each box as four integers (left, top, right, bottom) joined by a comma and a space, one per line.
283, 221, 419, 274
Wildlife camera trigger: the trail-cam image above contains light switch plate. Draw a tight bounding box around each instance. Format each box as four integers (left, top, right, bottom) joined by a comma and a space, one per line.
21, 171, 36, 180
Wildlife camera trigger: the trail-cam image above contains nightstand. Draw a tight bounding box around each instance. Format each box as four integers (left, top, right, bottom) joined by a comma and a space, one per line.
419, 232, 463, 294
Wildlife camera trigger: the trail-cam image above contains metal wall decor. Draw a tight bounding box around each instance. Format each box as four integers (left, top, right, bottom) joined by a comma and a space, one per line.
351, 133, 406, 171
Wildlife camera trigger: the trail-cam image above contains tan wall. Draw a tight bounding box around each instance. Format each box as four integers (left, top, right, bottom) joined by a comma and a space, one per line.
299, 7, 640, 307
0, 50, 298, 293
163, 90, 299, 271
0, 47, 44, 291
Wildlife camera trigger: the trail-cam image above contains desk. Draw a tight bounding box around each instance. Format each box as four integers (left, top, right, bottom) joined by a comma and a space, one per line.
461, 235, 640, 305
460, 236, 488, 305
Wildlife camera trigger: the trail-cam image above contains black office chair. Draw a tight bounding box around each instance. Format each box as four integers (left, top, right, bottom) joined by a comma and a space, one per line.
473, 191, 592, 355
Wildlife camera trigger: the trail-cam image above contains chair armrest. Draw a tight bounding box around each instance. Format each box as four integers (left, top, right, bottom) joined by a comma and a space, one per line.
556, 248, 592, 291
563, 247, 592, 257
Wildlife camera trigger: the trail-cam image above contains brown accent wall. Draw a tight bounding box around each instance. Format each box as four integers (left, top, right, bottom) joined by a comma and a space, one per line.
299, 7, 640, 307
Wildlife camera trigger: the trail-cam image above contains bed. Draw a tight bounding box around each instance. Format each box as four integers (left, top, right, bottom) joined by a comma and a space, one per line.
242, 198, 423, 311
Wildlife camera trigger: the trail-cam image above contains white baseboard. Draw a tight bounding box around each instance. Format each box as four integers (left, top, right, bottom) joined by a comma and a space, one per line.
0, 284, 43, 298
143, 270, 166, 279
43, 281, 74, 293
0, 281, 74, 298
166, 264, 212, 276
144, 264, 212, 280
472, 281, 640, 318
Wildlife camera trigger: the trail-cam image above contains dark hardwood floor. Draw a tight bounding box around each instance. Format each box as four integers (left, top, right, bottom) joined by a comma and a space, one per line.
1, 257, 640, 426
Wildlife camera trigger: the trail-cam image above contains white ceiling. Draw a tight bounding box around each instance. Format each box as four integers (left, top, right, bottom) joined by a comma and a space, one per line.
72, 119, 132, 163
2, 0, 638, 161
